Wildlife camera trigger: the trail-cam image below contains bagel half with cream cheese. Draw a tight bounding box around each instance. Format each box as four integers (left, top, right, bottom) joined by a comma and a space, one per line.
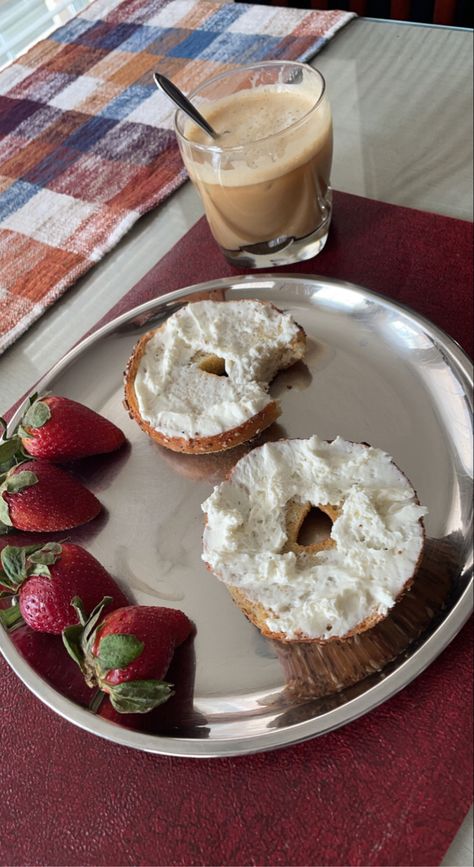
124, 299, 306, 454
201, 436, 427, 643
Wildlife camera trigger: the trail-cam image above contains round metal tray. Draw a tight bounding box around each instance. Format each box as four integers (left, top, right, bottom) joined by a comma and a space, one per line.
1, 275, 472, 757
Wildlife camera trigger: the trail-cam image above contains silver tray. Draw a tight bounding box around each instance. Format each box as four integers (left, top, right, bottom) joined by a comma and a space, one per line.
1, 275, 472, 757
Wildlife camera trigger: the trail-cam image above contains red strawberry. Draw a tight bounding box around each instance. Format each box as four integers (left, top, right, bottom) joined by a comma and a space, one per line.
0, 542, 129, 634
0, 460, 101, 533
17, 393, 126, 462
63, 599, 193, 713
10, 624, 95, 707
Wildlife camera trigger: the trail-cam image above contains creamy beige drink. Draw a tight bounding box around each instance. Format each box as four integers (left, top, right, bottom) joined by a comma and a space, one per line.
185, 89, 332, 252
175, 62, 333, 268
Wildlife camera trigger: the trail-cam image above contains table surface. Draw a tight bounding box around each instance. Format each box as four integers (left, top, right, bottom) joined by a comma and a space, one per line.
1, 17, 473, 412
0, 14, 473, 865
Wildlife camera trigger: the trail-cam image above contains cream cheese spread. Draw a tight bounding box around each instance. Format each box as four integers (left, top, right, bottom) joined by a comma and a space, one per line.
133, 300, 302, 440
202, 436, 427, 640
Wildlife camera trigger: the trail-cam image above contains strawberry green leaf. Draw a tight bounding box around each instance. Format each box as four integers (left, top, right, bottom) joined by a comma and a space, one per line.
98, 634, 144, 671
0, 418, 7, 437
0, 542, 62, 587
65, 596, 113, 662
21, 398, 51, 432
107, 679, 174, 714
28, 542, 62, 568
5, 471, 38, 494
62, 623, 86, 671
70, 596, 88, 627
29, 542, 63, 565
1, 545, 34, 588
81, 596, 113, 650
0, 437, 23, 473
0, 497, 12, 529
0, 602, 24, 630
63, 596, 113, 686
28, 564, 53, 578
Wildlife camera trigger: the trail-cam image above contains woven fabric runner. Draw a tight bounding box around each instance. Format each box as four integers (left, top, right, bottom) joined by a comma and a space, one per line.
0, 0, 354, 354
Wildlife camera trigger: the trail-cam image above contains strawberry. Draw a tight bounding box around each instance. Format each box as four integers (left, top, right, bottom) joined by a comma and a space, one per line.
63, 599, 193, 713
10, 624, 100, 707
0, 542, 129, 634
0, 460, 101, 533
0, 393, 126, 465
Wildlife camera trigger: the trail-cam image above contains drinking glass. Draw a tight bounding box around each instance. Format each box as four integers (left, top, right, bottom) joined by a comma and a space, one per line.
174, 60, 333, 269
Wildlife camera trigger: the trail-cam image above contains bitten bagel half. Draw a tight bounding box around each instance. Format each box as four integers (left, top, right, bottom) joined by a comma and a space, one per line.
124, 299, 306, 454
201, 436, 427, 643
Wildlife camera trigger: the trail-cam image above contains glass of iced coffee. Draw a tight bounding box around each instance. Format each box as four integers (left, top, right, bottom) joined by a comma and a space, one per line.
174, 61, 332, 268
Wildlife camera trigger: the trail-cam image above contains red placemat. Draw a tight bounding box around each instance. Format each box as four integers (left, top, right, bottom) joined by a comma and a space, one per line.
96, 190, 474, 355
1, 191, 473, 867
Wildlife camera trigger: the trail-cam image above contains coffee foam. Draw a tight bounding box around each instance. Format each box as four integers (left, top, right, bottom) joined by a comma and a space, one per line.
184, 87, 332, 188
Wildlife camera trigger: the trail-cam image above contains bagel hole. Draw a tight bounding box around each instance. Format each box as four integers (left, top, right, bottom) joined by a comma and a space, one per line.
198, 355, 228, 377
297, 507, 333, 547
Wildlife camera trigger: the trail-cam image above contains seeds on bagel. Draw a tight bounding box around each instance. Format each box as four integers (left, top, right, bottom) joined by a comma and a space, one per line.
201, 436, 427, 643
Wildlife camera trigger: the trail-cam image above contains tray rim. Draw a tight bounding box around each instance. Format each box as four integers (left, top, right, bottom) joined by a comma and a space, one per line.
1, 273, 472, 758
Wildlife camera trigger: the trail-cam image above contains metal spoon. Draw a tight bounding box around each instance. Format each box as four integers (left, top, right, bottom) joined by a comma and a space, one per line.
154, 73, 219, 140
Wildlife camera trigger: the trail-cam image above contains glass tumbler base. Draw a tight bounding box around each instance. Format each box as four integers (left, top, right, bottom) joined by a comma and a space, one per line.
221, 203, 332, 270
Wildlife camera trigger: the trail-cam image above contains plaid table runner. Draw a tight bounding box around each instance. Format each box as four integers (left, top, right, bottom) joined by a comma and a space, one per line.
0, 0, 354, 355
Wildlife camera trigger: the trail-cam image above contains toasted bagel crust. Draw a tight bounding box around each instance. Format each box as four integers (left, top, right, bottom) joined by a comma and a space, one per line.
123, 300, 306, 454
203, 438, 425, 643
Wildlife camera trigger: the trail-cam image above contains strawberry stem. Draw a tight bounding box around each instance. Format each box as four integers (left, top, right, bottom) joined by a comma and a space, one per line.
88, 690, 106, 713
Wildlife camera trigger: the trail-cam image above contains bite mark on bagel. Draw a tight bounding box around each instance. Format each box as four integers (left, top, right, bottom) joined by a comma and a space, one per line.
123, 300, 306, 454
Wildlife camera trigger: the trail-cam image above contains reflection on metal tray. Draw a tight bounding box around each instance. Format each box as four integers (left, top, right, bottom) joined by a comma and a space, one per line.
0, 275, 472, 757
